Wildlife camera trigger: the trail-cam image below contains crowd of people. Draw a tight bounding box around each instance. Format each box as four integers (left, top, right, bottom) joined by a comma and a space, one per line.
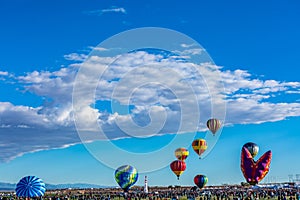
0, 185, 299, 200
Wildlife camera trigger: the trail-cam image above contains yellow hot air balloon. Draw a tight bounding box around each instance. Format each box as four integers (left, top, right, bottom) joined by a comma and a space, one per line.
192, 139, 207, 158
175, 148, 189, 161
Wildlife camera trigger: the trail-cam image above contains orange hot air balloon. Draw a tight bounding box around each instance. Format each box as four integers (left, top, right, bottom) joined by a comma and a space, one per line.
170, 160, 186, 180
192, 139, 207, 158
175, 148, 189, 161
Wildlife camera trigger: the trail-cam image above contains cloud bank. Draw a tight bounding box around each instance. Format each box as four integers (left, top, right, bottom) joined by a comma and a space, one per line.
0, 49, 300, 161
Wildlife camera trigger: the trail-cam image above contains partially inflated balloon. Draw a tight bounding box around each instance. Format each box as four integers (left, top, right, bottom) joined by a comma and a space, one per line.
115, 165, 138, 192
194, 175, 208, 189
207, 118, 221, 135
243, 142, 259, 158
241, 147, 272, 185
192, 139, 207, 157
175, 148, 189, 161
170, 160, 186, 180
16, 176, 46, 197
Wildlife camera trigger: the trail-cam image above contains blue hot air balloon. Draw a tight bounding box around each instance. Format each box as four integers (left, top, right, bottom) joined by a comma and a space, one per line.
194, 174, 208, 189
16, 176, 46, 197
115, 165, 138, 192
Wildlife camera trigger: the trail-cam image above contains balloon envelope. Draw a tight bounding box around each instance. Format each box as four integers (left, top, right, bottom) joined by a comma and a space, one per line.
175, 148, 189, 161
241, 147, 272, 185
16, 176, 46, 197
192, 139, 207, 157
170, 160, 186, 179
206, 118, 221, 135
243, 142, 259, 158
194, 175, 208, 189
115, 165, 138, 192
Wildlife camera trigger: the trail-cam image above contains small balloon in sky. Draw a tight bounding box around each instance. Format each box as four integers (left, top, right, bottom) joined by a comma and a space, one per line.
115, 165, 138, 192
170, 160, 186, 180
243, 142, 259, 158
206, 118, 221, 136
175, 147, 189, 161
192, 139, 207, 158
194, 174, 208, 189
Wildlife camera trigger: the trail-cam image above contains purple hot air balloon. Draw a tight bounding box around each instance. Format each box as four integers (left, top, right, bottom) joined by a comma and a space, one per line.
240, 147, 272, 185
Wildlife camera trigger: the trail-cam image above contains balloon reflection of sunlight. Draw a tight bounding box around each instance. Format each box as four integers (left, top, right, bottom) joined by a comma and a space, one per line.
73, 27, 226, 173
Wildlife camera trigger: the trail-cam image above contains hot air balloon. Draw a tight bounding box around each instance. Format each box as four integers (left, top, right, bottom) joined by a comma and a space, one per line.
115, 165, 138, 192
175, 148, 189, 161
192, 139, 207, 158
170, 160, 186, 180
207, 118, 221, 135
16, 176, 46, 198
241, 147, 272, 185
194, 175, 208, 189
243, 142, 259, 158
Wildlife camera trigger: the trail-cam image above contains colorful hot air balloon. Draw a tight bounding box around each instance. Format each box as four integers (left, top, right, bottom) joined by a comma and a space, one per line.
241, 147, 272, 185
192, 139, 207, 158
16, 176, 46, 198
206, 118, 221, 135
115, 165, 138, 192
175, 148, 189, 161
170, 160, 186, 180
194, 175, 208, 189
243, 142, 259, 158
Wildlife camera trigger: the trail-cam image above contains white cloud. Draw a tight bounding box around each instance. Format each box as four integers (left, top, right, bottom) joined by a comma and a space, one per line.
85, 7, 127, 16
89, 46, 109, 52
286, 91, 300, 94
64, 53, 88, 61
74, 50, 300, 132
101, 7, 126, 14
0, 71, 9, 76
181, 48, 203, 55
172, 48, 204, 57
0, 102, 49, 127
180, 43, 196, 48
1, 50, 300, 161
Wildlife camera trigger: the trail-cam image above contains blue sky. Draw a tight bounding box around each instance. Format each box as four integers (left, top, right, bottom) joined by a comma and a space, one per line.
0, 0, 300, 187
